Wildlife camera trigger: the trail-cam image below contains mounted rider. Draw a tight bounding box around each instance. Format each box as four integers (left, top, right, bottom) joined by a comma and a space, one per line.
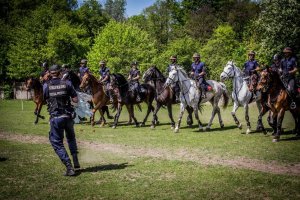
62, 64, 80, 91
280, 47, 299, 99
243, 50, 260, 98
190, 53, 207, 98
166, 55, 180, 103
40, 61, 50, 83
128, 61, 141, 102
78, 59, 89, 81
270, 54, 282, 73
98, 60, 113, 103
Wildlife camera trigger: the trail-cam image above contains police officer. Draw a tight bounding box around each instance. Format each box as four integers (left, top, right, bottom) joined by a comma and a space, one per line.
243, 51, 260, 97
166, 55, 180, 102
128, 61, 141, 101
40, 62, 50, 83
280, 47, 298, 98
270, 54, 282, 73
98, 60, 113, 103
43, 64, 80, 176
190, 53, 207, 98
78, 59, 89, 81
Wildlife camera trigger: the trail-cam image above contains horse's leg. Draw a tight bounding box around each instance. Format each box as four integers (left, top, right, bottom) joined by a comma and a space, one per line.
231, 102, 242, 129
141, 103, 152, 127
130, 104, 139, 127
206, 98, 217, 131
102, 105, 113, 119
151, 103, 162, 129
273, 109, 285, 142
244, 104, 251, 134
256, 101, 268, 134
112, 103, 122, 129
34, 103, 39, 124
186, 106, 193, 127
290, 110, 298, 135
268, 112, 277, 135
216, 107, 224, 128
99, 107, 106, 127
193, 105, 203, 132
167, 103, 175, 129
174, 103, 185, 133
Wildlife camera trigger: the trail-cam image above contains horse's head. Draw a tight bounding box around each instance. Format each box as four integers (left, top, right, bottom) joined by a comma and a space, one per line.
79, 72, 91, 90
42, 71, 51, 82
165, 67, 180, 87
220, 61, 236, 81
257, 69, 271, 93
25, 77, 34, 91
142, 66, 156, 83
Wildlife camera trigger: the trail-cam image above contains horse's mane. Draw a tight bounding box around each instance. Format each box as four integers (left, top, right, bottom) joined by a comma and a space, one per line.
112, 73, 129, 96
153, 67, 166, 82
176, 66, 190, 79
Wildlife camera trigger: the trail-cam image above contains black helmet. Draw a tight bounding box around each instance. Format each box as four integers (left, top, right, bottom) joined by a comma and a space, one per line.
49, 64, 61, 72
42, 62, 49, 68
131, 61, 138, 66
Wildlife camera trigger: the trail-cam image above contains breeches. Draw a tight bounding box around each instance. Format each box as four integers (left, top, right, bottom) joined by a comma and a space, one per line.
49, 117, 78, 163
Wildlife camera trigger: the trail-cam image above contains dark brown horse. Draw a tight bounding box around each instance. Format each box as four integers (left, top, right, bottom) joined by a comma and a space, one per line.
109, 73, 155, 128
25, 78, 45, 124
257, 68, 300, 142
142, 66, 194, 129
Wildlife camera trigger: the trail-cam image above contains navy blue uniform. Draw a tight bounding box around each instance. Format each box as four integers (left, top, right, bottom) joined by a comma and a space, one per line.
281, 56, 298, 94
166, 64, 180, 96
243, 60, 259, 76
43, 78, 78, 167
79, 66, 89, 80
191, 62, 207, 93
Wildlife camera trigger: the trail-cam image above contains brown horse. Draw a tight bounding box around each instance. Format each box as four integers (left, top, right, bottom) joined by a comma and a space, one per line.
109, 73, 155, 128
25, 78, 45, 124
257, 68, 300, 142
142, 66, 194, 129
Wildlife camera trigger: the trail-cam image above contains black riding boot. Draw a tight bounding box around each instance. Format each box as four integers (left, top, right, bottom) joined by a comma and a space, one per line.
175, 92, 180, 103
108, 90, 113, 103
201, 86, 206, 99
63, 160, 75, 176
72, 154, 80, 169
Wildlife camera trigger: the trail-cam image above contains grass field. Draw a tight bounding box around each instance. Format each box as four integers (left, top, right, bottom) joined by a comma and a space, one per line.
0, 100, 299, 199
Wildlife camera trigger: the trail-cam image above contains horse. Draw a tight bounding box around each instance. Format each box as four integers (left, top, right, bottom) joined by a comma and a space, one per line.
79, 72, 117, 126
220, 61, 263, 134
25, 77, 45, 124
257, 68, 300, 142
143, 66, 229, 130
164, 66, 204, 133
109, 73, 155, 128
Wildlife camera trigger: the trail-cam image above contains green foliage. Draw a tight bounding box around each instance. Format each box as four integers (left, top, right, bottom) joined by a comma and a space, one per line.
87, 20, 156, 74
1, 84, 13, 99
153, 36, 201, 73
104, 0, 126, 22
43, 20, 90, 66
253, 0, 300, 63
201, 24, 241, 81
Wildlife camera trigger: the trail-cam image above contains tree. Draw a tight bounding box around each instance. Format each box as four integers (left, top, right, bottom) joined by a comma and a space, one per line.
153, 36, 201, 73
201, 24, 240, 81
104, 0, 126, 22
87, 20, 156, 75
252, 0, 300, 63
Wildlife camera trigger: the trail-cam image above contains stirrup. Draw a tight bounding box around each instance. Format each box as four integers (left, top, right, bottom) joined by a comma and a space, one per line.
290, 101, 296, 109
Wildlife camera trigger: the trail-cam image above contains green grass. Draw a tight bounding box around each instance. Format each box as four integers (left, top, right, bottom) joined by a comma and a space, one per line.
0, 100, 300, 199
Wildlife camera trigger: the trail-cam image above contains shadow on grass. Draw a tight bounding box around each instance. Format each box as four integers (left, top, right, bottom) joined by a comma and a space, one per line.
0, 157, 8, 162
280, 136, 300, 142
78, 162, 132, 174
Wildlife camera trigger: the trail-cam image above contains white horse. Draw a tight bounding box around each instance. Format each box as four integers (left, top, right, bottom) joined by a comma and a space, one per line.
220, 61, 262, 134
165, 66, 229, 133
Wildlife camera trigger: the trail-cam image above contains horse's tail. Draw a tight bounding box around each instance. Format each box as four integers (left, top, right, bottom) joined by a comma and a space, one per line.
197, 101, 204, 113
219, 82, 229, 109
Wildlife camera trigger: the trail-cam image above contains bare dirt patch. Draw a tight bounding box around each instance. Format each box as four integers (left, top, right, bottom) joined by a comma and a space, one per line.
1, 131, 300, 176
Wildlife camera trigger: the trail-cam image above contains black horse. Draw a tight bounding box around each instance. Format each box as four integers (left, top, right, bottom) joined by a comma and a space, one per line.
109, 73, 155, 128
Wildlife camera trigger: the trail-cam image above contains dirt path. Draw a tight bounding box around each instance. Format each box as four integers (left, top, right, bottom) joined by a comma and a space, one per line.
1, 131, 300, 176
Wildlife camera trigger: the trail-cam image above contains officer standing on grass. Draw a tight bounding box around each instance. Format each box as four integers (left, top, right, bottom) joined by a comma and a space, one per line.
43, 64, 80, 176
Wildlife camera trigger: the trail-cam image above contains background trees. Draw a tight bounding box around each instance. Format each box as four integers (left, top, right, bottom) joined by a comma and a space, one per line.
0, 0, 299, 81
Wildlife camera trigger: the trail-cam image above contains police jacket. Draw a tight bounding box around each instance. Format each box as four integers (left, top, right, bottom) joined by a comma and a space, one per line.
99, 67, 110, 83
79, 66, 89, 79
243, 60, 259, 76
43, 78, 77, 117
129, 69, 140, 83
191, 62, 205, 79
281, 57, 297, 77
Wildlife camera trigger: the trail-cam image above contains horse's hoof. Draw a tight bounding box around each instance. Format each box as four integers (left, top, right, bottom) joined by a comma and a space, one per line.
135, 124, 139, 128
220, 124, 224, 128
155, 121, 160, 125
171, 126, 175, 130
40, 116, 45, 119
91, 122, 95, 126
150, 125, 155, 129
139, 123, 145, 127
112, 125, 116, 129
174, 128, 179, 133
34, 122, 37, 125
246, 129, 251, 134
272, 138, 279, 142
238, 123, 242, 129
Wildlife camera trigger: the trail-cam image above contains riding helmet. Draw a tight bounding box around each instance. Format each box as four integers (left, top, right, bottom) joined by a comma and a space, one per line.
170, 55, 177, 60
193, 53, 200, 58
283, 47, 292, 53
49, 64, 61, 72
248, 51, 256, 55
